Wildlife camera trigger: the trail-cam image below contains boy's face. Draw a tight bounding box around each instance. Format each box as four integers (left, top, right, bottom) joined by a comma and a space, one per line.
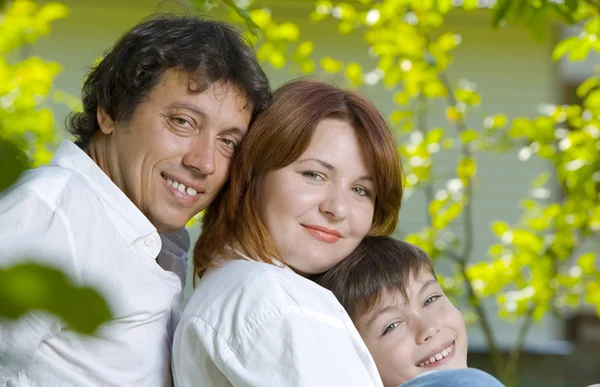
355, 271, 468, 387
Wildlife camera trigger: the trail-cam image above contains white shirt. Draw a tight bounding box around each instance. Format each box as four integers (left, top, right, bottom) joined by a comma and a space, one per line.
172, 250, 384, 387
0, 140, 189, 387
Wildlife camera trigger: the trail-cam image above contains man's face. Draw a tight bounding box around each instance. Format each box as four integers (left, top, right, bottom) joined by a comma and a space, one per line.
96, 69, 252, 233
356, 272, 468, 387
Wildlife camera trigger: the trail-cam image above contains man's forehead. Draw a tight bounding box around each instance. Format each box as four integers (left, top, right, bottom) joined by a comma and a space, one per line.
156, 69, 252, 109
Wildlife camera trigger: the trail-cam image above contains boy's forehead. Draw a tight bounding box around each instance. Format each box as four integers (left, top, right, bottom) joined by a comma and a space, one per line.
370, 273, 440, 312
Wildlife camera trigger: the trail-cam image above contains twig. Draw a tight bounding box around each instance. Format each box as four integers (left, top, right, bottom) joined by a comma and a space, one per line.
504, 305, 535, 387
416, 93, 434, 227
438, 70, 505, 378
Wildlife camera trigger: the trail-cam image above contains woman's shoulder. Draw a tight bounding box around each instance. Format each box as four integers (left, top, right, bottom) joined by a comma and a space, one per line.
181, 256, 339, 331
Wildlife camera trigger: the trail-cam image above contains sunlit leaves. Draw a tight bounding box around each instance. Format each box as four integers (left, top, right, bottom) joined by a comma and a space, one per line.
0, 0, 69, 53
457, 155, 476, 182
320, 56, 344, 73
1, 1, 65, 166
0, 263, 112, 334
0, 136, 30, 191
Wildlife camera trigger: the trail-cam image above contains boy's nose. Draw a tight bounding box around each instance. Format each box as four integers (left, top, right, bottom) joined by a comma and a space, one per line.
416, 324, 440, 344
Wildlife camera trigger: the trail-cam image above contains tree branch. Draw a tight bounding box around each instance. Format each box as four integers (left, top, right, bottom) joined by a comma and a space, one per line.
438, 71, 475, 262
459, 262, 506, 378
438, 70, 505, 378
504, 305, 535, 387
416, 93, 434, 227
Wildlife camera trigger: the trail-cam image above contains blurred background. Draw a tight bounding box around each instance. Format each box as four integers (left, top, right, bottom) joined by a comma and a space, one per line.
1, 0, 600, 386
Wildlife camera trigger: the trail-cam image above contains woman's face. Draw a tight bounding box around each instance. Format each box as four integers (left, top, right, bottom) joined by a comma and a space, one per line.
259, 118, 375, 275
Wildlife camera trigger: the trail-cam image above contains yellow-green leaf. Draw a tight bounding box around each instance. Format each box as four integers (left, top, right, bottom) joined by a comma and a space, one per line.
457, 156, 476, 181
459, 128, 479, 144
320, 56, 344, 73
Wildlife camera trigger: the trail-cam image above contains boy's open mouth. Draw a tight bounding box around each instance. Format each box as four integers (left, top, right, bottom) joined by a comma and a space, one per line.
417, 340, 455, 367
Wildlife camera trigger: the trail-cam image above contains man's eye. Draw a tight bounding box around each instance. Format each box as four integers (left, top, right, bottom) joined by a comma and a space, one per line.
170, 117, 191, 127
220, 138, 237, 148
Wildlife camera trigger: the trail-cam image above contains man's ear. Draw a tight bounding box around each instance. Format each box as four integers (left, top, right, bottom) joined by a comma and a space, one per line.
97, 105, 116, 135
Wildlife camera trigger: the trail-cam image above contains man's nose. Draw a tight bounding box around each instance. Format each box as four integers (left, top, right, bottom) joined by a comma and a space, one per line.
183, 135, 216, 175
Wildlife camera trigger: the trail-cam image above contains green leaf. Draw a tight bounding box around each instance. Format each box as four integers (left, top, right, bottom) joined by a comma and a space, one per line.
577, 76, 600, 99
296, 41, 314, 57
578, 253, 596, 275
533, 171, 550, 188
457, 156, 476, 182
552, 37, 580, 61
459, 128, 479, 144
0, 136, 31, 192
463, 0, 478, 11
320, 56, 344, 73
491, 0, 511, 28
491, 221, 510, 237
0, 263, 112, 334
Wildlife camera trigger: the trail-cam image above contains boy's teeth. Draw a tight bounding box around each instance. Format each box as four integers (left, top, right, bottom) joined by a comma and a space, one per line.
418, 343, 454, 367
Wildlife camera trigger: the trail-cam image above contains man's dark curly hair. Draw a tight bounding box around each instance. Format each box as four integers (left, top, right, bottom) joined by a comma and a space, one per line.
67, 15, 271, 147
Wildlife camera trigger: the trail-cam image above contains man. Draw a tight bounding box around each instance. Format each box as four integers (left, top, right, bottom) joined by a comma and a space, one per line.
0, 15, 270, 386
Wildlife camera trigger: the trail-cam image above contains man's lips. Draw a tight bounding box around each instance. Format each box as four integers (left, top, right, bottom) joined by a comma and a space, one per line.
301, 224, 343, 243
161, 172, 203, 193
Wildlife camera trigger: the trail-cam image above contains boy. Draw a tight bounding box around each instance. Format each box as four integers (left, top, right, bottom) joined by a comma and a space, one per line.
314, 236, 504, 387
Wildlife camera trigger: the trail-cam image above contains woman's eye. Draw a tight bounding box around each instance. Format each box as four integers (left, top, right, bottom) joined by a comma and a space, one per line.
424, 295, 441, 307
303, 171, 325, 181
352, 186, 371, 197
382, 321, 401, 336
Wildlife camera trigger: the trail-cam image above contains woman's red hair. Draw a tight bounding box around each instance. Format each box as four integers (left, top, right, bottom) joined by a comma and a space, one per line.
193, 79, 403, 280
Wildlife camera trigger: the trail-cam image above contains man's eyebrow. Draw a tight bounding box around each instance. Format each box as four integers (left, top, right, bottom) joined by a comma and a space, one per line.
366, 305, 395, 328
419, 279, 438, 296
168, 102, 207, 118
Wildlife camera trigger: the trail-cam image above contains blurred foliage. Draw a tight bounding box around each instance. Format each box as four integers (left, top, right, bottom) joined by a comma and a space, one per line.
1, 0, 599, 384
0, 0, 110, 336
0, 263, 111, 334
195, 0, 600, 385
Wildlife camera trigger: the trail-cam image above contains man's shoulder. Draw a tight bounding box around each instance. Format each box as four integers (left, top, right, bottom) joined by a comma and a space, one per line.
4, 164, 94, 211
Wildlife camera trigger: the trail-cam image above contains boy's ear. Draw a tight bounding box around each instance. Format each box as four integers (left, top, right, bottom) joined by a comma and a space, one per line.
97, 105, 116, 135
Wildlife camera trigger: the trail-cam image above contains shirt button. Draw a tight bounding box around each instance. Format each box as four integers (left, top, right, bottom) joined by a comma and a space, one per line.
145, 237, 156, 246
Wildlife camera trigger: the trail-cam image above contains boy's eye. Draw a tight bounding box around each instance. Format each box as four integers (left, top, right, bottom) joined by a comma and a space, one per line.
382, 321, 402, 336
424, 295, 441, 307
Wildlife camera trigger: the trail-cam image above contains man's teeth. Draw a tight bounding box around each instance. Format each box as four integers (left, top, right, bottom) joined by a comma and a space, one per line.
166, 178, 198, 196
418, 343, 453, 367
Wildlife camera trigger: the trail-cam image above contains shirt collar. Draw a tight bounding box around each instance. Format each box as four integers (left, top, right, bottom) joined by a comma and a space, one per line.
226, 245, 289, 270
51, 140, 156, 246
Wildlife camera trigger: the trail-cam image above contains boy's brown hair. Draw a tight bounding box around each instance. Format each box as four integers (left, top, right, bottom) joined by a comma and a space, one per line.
313, 236, 436, 321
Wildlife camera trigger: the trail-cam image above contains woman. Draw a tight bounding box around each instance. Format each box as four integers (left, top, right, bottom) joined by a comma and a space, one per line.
172, 79, 403, 386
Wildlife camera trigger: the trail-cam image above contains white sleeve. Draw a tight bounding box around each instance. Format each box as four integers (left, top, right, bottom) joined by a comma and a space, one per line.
174, 308, 381, 387
0, 186, 77, 382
